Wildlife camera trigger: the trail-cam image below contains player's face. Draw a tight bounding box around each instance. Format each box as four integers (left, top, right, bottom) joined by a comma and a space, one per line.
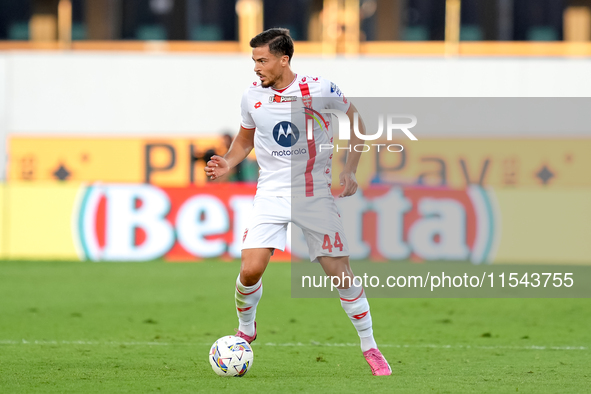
252, 45, 287, 88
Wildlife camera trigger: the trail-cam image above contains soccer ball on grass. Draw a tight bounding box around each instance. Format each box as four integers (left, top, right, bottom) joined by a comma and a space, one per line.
209, 335, 254, 377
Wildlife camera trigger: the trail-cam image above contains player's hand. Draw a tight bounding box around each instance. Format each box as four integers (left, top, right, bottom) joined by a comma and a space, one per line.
338, 171, 358, 198
204, 155, 230, 180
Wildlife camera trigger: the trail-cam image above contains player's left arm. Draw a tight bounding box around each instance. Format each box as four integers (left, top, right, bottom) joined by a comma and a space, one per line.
338, 103, 365, 198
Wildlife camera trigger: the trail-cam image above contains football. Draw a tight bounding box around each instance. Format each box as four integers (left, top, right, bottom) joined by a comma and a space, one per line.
209, 335, 254, 377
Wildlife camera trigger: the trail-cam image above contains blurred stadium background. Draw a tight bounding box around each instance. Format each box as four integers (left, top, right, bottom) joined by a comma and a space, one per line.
0, 0, 589, 263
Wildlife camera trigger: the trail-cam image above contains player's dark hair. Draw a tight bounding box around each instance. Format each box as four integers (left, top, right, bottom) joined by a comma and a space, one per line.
250, 28, 294, 63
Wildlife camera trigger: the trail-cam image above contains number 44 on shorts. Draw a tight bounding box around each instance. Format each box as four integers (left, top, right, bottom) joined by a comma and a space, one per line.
322, 232, 344, 253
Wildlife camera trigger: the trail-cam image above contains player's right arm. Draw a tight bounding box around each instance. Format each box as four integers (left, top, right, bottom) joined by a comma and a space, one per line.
205, 126, 255, 180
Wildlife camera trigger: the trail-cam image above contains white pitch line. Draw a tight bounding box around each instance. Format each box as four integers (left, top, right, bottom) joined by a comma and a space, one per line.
0, 340, 171, 346
0, 340, 586, 351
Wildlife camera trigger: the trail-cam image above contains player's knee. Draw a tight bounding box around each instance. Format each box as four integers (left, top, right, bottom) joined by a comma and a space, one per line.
319, 255, 352, 278
240, 249, 272, 286
239, 267, 263, 286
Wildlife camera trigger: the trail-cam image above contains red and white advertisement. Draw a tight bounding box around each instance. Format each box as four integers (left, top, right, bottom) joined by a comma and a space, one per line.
74, 183, 497, 263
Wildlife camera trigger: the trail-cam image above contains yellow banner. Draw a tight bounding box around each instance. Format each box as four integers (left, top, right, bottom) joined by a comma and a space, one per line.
10, 137, 591, 188
493, 189, 591, 264
9, 136, 227, 186
333, 139, 591, 189
5, 183, 80, 259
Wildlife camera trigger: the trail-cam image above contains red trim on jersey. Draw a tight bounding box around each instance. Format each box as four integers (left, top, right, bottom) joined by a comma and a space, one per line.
299, 82, 316, 197
344, 100, 352, 115
340, 288, 365, 302
236, 282, 262, 296
273, 74, 297, 93
241, 125, 256, 130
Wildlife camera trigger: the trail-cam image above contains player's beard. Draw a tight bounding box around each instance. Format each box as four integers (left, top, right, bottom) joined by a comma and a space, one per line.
260, 73, 279, 88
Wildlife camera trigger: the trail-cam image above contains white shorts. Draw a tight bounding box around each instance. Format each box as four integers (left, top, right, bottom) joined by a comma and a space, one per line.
241, 195, 349, 262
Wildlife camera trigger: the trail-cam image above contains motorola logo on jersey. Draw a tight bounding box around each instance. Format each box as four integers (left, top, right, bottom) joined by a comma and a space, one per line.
273, 121, 300, 147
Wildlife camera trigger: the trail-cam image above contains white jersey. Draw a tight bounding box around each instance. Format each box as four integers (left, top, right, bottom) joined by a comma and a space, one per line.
240, 74, 350, 197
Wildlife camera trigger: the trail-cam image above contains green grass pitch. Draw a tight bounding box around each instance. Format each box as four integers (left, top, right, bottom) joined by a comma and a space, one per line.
0, 260, 589, 393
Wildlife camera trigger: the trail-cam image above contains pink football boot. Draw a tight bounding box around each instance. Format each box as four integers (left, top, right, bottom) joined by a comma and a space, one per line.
235, 322, 257, 344
363, 348, 392, 376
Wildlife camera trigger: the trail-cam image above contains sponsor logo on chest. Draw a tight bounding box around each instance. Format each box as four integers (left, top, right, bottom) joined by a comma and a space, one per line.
269, 94, 298, 103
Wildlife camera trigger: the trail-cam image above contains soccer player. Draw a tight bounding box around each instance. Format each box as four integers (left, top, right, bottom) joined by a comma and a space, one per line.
204, 28, 391, 376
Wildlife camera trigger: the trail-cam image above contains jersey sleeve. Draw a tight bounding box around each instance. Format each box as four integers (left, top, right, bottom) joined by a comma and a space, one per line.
321, 78, 351, 113
240, 89, 256, 130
